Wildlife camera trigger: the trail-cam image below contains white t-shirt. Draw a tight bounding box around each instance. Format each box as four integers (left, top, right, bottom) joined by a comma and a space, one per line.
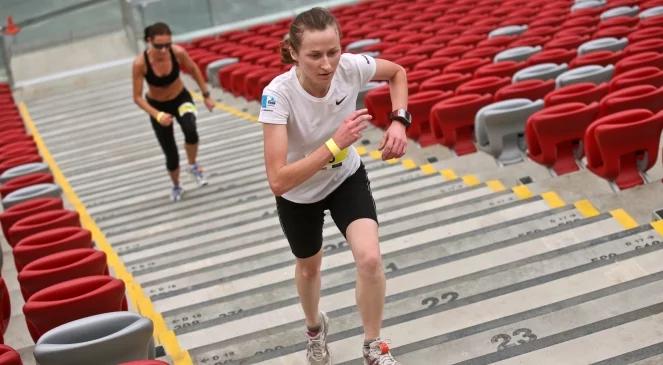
259, 53, 377, 204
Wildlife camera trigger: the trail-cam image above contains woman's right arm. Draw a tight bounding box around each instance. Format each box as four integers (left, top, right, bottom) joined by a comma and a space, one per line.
263, 109, 372, 196
132, 59, 160, 119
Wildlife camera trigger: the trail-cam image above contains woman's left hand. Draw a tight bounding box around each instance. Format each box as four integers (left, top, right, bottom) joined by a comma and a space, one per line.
378, 122, 408, 160
204, 96, 215, 112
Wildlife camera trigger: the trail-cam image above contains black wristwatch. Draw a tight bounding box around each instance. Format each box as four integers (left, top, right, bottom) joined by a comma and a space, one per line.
389, 109, 411, 129
202, 91, 211, 98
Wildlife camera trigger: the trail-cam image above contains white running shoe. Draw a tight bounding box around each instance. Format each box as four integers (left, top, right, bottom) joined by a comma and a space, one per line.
306, 312, 331, 365
170, 185, 184, 202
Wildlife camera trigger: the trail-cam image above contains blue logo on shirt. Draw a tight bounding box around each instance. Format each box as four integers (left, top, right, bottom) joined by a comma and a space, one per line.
261, 94, 277, 109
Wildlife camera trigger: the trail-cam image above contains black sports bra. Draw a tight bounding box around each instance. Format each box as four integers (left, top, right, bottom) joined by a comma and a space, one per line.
144, 47, 180, 87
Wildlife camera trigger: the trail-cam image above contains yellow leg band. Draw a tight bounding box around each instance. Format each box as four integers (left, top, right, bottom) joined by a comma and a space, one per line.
156, 111, 165, 123
325, 138, 341, 157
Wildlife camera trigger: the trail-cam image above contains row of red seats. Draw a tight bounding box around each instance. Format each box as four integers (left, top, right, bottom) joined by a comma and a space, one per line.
0, 84, 151, 364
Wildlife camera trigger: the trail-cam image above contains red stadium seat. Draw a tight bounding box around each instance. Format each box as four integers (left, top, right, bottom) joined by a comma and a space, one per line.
430, 93, 494, 155
495, 79, 556, 101
614, 52, 663, 75
569, 50, 624, 68
420, 73, 473, 92
593, 26, 636, 39
609, 66, 663, 91
628, 27, 663, 43
0, 345, 21, 364
393, 55, 428, 72
0, 198, 63, 239
598, 16, 639, 29
408, 90, 454, 145
407, 45, 443, 58
457, 76, 511, 97
463, 46, 506, 60
0, 173, 53, 199
23, 276, 127, 342
13, 226, 93, 272
526, 102, 600, 174
475, 61, 527, 78
509, 36, 551, 48
544, 34, 591, 50
545, 82, 610, 106
8, 209, 80, 247
406, 69, 441, 85
444, 58, 492, 75
414, 57, 458, 73
0, 146, 39, 164
527, 48, 577, 65
0, 155, 42, 175
0, 279, 9, 343
477, 36, 518, 48
585, 109, 663, 189
432, 45, 473, 59
364, 83, 420, 128
624, 38, 663, 55
599, 85, 663, 116
18, 248, 107, 301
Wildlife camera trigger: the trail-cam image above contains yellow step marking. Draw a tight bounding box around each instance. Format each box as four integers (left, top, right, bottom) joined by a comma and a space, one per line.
575, 200, 600, 217
370, 150, 382, 160
420, 164, 437, 175
486, 180, 506, 192
651, 220, 663, 236
512, 185, 533, 199
402, 159, 417, 170
356, 146, 367, 156
441, 169, 458, 181
611, 209, 639, 229
542, 191, 565, 208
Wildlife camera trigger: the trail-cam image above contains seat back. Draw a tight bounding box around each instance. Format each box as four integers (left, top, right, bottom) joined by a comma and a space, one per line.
556, 64, 615, 88
494, 46, 542, 63
495, 79, 556, 101
578, 37, 629, 55
599, 85, 663, 116
545, 82, 610, 106
457, 76, 511, 96
609, 66, 663, 91
13, 226, 93, 272
601, 5, 640, 20
513, 63, 569, 82
8, 209, 80, 247
34, 312, 153, 365
430, 93, 494, 155
408, 90, 454, 144
475, 98, 545, 164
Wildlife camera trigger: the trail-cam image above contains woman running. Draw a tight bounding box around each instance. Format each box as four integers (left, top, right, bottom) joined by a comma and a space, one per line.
260, 7, 410, 365
132, 22, 215, 201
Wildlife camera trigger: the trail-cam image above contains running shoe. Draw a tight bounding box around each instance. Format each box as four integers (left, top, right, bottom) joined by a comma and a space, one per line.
189, 163, 208, 187
306, 312, 331, 365
363, 338, 401, 365
171, 185, 184, 202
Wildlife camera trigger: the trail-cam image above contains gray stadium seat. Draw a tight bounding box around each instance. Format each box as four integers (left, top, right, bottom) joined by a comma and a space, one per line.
489, 25, 528, 38
357, 81, 383, 109
1, 183, 62, 209
206, 58, 239, 88
578, 37, 629, 55
0, 162, 50, 184
601, 5, 640, 20
34, 312, 154, 365
475, 99, 545, 165
556, 65, 615, 88
512, 63, 569, 83
571, 0, 606, 11
640, 5, 663, 18
494, 46, 542, 63
346, 39, 381, 53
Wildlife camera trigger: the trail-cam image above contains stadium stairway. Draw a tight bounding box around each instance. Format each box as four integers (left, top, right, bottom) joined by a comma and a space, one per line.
16, 75, 663, 365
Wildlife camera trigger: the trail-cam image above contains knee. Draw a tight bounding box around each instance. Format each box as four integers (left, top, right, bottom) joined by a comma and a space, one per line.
166, 157, 179, 171
297, 261, 321, 280
356, 251, 382, 278
181, 114, 199, 144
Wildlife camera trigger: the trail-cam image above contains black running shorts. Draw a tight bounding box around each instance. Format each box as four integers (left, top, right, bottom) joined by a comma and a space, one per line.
275, 163, 378, 259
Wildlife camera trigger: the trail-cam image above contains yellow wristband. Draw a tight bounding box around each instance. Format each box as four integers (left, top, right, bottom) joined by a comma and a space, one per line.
156, 112, 165, 122
325, 138, 341, 157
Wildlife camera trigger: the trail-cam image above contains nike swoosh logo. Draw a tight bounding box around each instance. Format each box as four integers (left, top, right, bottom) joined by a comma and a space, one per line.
336, 96, 347, 105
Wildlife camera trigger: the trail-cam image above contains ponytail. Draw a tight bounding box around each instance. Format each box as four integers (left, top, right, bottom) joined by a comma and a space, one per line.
280, 36, 296, 65
143, 22, 172, 42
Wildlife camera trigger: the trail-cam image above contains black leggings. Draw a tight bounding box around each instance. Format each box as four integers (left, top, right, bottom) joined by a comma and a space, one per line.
146, 88, 199, 171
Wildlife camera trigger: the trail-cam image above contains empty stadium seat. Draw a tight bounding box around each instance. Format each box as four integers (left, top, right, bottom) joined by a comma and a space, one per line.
414, 57, 458, 73
601, 6, 641, 20
475, 61, 527, 78
627, 26, 663, 42
18, 248, 107, 301
0, 197, 63, 240
464, 46, 506, 59
579, 38, 630, 57
599, 84, 663, 116
0, 162, 49, 184
408, 90, 454, 146
545, 82, 610, 106
545, 34, 591, 50
430, 94, 494, 155
639, 5, 663, 18
624, 38, 663, 54
24, 276, 128, 342
609, 66, 663, 91
364, 83, 420, 128
489, 25, 528, 38
0, 345, 21, 365
0, 155, 42, 176
0, 279, 9, 344
476, 99, 545, 164
527, 48, 577, 65
0, 173, 54, 199
13, 226, 94, 272
494, 46, 542, 63
585, 109, 663, 189
420, 73, 473, 92
444, 58, 492, 75
2, 183, 62, 210
7, 209, 80, 247
513, 63, 569, 82
206, 58, 239, 87
495, 79, 556, 101
556, 64, 615, 87
614, 51, 663, 74
457, 76, 511, 97
34, 312, 153, 365
570, 50, 624, 68
526, 102, 600, 174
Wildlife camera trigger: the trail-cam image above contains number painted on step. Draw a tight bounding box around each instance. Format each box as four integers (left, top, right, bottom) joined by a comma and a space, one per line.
218, 308, 243, 318
199, 350, 236, 365
172, 313, 203, 330
386, 263, 398, 272
590, 253, 617, 262
491, 328, 538, 351
421, 291, 459, 309
323, 241, 346, 252
254, 345, 284, 356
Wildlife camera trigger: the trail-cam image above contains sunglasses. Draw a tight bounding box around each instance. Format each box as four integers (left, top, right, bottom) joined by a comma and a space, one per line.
152, 42, 171, 50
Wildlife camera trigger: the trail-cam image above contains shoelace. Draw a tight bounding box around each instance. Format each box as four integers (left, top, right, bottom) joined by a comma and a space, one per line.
368, 340, 398, 365
307, 336, 326, 360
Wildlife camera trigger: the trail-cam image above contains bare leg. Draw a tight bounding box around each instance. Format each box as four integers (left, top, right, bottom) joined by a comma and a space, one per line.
346, 218, 384, 340
185, 143, 198, 166
295, 249, 324, 328
168, 167, 180, 186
